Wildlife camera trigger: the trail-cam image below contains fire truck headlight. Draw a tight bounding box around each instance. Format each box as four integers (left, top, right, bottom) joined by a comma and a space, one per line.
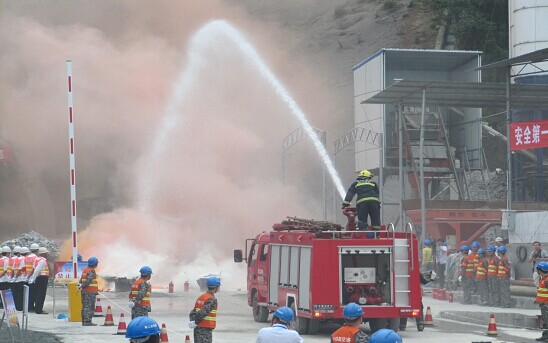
314, 311, 322, 318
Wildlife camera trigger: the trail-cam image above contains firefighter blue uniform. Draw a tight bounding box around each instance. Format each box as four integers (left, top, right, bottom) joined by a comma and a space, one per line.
342, 170, 380, 231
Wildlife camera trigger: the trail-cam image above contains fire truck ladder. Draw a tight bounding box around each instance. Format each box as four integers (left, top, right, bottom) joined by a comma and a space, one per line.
391, 222, 414, 307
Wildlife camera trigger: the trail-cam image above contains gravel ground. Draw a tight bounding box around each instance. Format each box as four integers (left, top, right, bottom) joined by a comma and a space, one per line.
0, 327, 62, 342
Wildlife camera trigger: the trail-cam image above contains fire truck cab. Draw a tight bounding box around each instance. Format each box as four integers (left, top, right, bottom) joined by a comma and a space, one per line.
234, 211, 423, 335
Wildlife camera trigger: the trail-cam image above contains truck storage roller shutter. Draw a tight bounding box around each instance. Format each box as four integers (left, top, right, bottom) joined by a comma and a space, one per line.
298, 247, 311, 310
270, 245, 281, 304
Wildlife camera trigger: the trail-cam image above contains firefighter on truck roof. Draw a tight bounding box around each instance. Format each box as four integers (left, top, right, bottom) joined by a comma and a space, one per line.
331, 302, 368, 343
256, 306, 303, 343
129, 266, 153, 319
342, 169, 381, 233
189, 276, 220, 343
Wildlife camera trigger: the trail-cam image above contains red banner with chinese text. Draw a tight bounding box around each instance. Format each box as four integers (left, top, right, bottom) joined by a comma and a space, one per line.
509, 120, 548, 151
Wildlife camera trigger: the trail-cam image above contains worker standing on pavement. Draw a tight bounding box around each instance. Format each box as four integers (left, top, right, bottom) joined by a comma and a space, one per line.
475, 248, 489, 306
0, 246, 11, 308
435, 239, 447, 288
26, 243, 40, 312
469, 241, 480, 295
126, 316, 162, 343
535, 261, 548, 342
494, 237, 505, 257
6, 247, 21, 310
368, 328, 402, 343
529, 242, 548, 287
342, 170, 381, 232
330, 302, 368, 343
421, 240, 435, 272
486, 245, 500, 307
459, 245, 474, 304
256, 306, 303, 343
12, 247, 29, 311
78, 256, 99, 326
445, 249, 463, 291
189, 276, 221, 343
28, 247, 50, 314
497, 246, 512, 308
129, 266, 153, 319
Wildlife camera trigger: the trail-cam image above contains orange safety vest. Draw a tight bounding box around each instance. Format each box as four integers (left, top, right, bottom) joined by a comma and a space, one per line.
461, 255, 475, 277
24, 255, 37, 277
194, 293, 217, 329
6, 256, 18, 278
470, 252, 479, 269
487, 256, 499, 276
537, 275, 548, 303
34, 257, 50, 277
0, 256, 8, 276
331, 325, 360, 342
130, 278, 151, 307
15, 256, 25, 278
476, 257, 487, 280
497, 256, 510, 278
80, 267, 98, 293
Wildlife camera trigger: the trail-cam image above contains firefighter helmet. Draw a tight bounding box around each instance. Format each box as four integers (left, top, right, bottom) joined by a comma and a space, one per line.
88, 257, 99, 266
125, 316, 161, 339
358, 170, 372, 178
207, 276, 221, 287
273, 306, 294, 322
139, 266, 153, 275
497, 246, 507, 254
369, 328, 402, 343
343, 302, 363, 319
460, 245, 469, 252
537, 262, 548, 272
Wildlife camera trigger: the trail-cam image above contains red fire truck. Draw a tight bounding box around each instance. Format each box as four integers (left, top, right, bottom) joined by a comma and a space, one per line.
234, 209, 423, 335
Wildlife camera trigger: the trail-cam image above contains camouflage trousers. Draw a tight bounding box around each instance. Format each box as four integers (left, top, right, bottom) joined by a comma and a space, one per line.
81, 291, 96, 324
498, 277, 512, 308
540, 302, 548, 329
131, 305, 151, 319
462, 277, 473, 304
194, 327, 213, 343
477, 278, 489, 304
488, 276, 499, 306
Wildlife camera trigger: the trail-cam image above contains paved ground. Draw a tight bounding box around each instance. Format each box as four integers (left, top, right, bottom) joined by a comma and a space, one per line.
7, 287, 544, 342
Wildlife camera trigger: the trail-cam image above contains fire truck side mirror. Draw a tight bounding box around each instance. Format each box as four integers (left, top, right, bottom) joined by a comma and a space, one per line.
234, 249, 244, 263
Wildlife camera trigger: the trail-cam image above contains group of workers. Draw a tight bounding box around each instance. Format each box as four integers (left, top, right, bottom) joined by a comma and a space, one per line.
0, 243, 50, 314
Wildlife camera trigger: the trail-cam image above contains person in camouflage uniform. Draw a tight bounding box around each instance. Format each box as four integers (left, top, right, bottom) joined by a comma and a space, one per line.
78, 257, 99, 326
486, 245, 499, 306
496, 246, 512, 308
475, 248, 489, 305
189, 276, 220, 343
535, 261, 548, 342
129, 266, 153, 319
459, 245, 474, 304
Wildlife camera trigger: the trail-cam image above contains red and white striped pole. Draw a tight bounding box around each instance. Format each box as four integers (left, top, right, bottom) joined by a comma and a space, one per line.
66, 60, 79, 279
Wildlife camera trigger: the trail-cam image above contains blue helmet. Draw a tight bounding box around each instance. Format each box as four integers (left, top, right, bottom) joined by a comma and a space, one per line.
125, 316, 161, 339
537, 261, 548, 272
487, 245, 497, 252
497, 246, 507, 254
207, 276, 221, 287
460, 245, 469, 252
77, 253, 82, 262
477, 248, 486, 254
442, 242, 447, 246
424, 239, 432, 246
273, 306, 294, 322
139, 266, 153, 275
471, 241, 480, 248
369, 328, 402, 343
343, 302, 364, 319
88, 257, 98, 267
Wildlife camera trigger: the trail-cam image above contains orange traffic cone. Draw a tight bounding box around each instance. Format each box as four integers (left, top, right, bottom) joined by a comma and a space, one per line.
487, 313, 498, 336
185, 335, 191, 343
116, 313, 127, 335
102, 306, 115, 326
160, 323, 169, 342
94, 297, 104, 317
424, 306, 434, 326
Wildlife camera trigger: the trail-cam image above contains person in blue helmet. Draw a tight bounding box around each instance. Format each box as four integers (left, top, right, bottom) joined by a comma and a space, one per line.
368, 328, 402, 343
129, 266, 153, 319
459, 245, 474, 304
78, 256, 99, 326
496, 246, 512, 308
421, 239, 434, 272
126, 316, 162, 343
535, 261, 548, 341
189, 276, 221, 343
330, 302, 368, 343
256, 306, 303, 343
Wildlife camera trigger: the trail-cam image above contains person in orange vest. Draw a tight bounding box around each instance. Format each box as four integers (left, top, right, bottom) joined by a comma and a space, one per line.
28, 247, 50, 314
129, 266, 152, 319
475, 248, 489, 306
469, 241, 480, 295
0, 246, 11, 308
535, 261, 548, 341
26, 243, 40, 311
12, 247, 29, 311
486, 245, 499, 307
496, 246, 512, 308
331, 302, 368, 343
189, 276, 220, 343
78, 256, 99, 326
459, 245, 474, 304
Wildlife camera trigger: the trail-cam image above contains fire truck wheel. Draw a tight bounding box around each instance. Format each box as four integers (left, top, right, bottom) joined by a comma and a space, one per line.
387, 318, 400, 332
252, 292, 269, 323
290, 303, 308, 334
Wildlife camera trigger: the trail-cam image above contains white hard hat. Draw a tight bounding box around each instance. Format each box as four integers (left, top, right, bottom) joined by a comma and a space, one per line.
30, 243, 40, 251
14, 246, 21, 254
38, 247, 49, 254
20, 247, 30, 254
2, 246, 11, 253
495, 237, 504, 242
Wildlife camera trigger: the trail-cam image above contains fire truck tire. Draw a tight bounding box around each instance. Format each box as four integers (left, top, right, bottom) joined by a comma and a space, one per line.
308, 319, 320, 335
387, 318, 400, 332
290, 303, 308, 334
252, 292, 269, 322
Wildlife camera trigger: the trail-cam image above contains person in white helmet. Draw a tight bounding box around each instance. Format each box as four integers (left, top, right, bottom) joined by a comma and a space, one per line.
12, 247, 29, 311
28, 247, 49, 314
0, 246, 11, 308
26, 243, 40, 311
